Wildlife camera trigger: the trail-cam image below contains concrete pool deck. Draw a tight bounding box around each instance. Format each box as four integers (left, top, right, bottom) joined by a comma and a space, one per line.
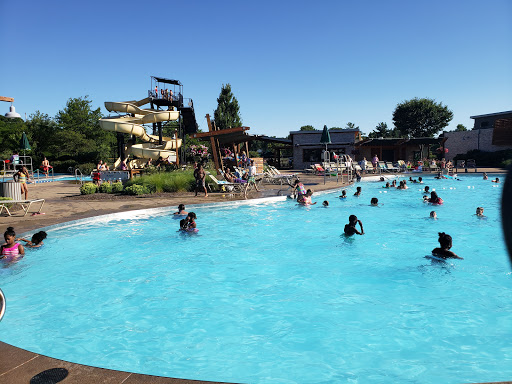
0, 168, 509, 384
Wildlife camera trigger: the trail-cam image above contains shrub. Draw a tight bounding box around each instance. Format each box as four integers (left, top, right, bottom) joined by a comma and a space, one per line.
112, 181, 124, 193
124, 184, 150, 195
80, 182, 97, 195
77, 162, 96, 175
453, 149, 512, 167
99, 182, 112, 193
0, 197, 13, 209
52, 160, 77, 173
124, 169, 196, 193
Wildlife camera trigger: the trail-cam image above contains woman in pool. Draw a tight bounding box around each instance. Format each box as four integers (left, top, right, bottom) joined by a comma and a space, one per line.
180, 212, 197, 232
173, 204, 188, 216
14, 166, 30, 200
344, 215, 364, 236
1, 227, 25, 261
432, 232, 463, 259
339, 190, 347, 199
354, 186, 362, 196
17, 231, 47, 248
391, 179, 397, 188
425, 191, 443, 205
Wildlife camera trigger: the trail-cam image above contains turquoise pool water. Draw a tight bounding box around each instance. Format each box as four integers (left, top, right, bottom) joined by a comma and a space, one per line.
1, 174, 510, 384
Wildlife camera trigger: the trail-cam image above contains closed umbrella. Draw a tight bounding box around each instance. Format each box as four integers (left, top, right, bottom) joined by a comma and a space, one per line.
320, 125, 331, 184
20, 132, 31, 156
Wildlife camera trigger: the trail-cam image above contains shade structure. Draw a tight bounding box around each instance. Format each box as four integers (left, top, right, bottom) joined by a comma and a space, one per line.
320, 125, 331, 144
20, 132, 31, 155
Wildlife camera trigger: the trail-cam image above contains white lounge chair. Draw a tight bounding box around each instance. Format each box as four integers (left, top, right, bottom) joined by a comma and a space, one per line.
0, 198, 45, 217
385, 162, 400, 172
208, 174, 245, 195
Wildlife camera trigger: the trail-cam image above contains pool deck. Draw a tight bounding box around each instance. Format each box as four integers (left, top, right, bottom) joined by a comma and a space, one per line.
1, 167, 509, 384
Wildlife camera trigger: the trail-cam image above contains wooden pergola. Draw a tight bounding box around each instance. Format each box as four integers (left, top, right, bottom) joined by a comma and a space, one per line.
190, 114, 254, 173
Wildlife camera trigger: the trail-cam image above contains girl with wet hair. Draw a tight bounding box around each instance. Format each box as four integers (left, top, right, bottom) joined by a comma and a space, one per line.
432, 232, 463, 259
17, 231, 47, 248
1, 227, 25, 260
425, 191, 443, 205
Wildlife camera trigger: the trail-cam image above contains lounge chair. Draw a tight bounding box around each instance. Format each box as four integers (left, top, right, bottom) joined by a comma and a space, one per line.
466, 159, 478, 172
385, 162, 400, 172
208, 174, 245, 194
377, 161, 390, 173
0, 198, 45, 217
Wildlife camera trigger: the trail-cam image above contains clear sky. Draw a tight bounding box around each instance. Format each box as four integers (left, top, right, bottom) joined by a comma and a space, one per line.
1, 0, 511, 137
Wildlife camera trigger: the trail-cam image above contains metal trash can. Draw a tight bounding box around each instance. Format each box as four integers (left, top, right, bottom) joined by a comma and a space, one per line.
0, 181, 22, 201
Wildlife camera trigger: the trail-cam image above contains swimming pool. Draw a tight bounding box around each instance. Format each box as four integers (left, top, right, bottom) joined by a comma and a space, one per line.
1, 174, 510, 384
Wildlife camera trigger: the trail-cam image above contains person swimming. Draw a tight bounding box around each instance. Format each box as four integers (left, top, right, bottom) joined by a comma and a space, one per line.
483, 172, 488, 180
492, 177, 500, 183
476, 207, 485, 217
354, 186, 362, 196
180, 212, 197, 232
16, 231, 47, 248
423, 186, 430, 194
425, 191, 443, 204
322, 200, 329, 207
173, 204, 188, 215
383, 182, 390, 188
344, 215, 364, 236
1, 227, 25, 261
339, 190, 347, 199
298, 189, 317, 206
430, 211, 437, 219
432, 232, 463, 259
370, 197, 379, 206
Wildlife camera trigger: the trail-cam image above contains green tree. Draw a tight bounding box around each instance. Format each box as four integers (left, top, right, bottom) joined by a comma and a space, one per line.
345, 122, 359, 130
368, 122, 400, 138
455, 124, 467, 132
25, 111, 59, 157
213, 84, 242, 130
392, 98, 453, 138
0, 116, 27, 158
300, 125, 316, 131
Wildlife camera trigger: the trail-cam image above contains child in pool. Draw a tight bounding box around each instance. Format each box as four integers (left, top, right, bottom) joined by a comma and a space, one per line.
1, 227, 25, 261
16, 231, 47, 248
383, 182, 390, 188
344, 215, 364, 236
475, 207, 485, 217
432, 232, 463, 259
370, 197, 379, 206
180, 212, 197, 231
354, 186, 362, 196
430, 211, 437, 219
322, 200, 329, 207
423, 186, 430, 194
424, 191, 443, 204
391, 180, 397, 188
483, 172, 488, 180
299, 189, 317, 206
492, 178, 500, 183
339, 190, 347, 199
173, 204, 188, 215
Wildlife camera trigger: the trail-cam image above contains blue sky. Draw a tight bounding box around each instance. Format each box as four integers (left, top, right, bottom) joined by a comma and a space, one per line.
1, 0, 511, 137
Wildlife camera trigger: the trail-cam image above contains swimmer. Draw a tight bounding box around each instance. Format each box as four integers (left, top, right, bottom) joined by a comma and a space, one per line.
355, 170, 362, 182
173, 204, 188, 215
492, 178, 500, 183
354, 186, 362, 197
483, 172, 488, 180
435, 172, 447, 180
423, 186, 430, 194
339, 190, 347, 199
344, 215, 364, 236
379, 177, 385, 182
299, 189, 317, 206
292, 179, 307, 200
322, 200, 329, 207
432, 232, 463, 259
418, 177, 423, 184
383, 182, 390, 188
430, 211, 437, 219
1, 227, 25, 261
424, 191, 443, 204
370, 197, 379, 206
476, 207, 485, 217
180, 212, 197, 231
391, 180, 397, 188
16, 231, 47, 248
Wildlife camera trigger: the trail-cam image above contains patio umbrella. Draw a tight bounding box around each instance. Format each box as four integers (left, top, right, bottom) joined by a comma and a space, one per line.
20, 132, 31, 156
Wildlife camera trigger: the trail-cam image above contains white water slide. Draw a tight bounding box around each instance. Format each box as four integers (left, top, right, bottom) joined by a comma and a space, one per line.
99, 97, 182, 166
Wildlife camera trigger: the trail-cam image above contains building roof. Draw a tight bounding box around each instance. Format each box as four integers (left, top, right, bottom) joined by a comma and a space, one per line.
253, 135, 292, 145
356, 137, 445, 147
289, 128, 359, 134
470, 111, 512, 119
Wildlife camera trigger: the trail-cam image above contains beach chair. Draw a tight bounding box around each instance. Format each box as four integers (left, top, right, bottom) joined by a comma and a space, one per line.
208, 174, 245, 195
466, 159, 478, 172
385, 162, 399, 172
377, 161, 390, 173
313, 164, 325, 175
0, 198, 45, 217
429, 162, 439, 173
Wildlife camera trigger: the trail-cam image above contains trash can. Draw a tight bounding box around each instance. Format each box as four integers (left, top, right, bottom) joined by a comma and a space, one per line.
0, 181, 22, 201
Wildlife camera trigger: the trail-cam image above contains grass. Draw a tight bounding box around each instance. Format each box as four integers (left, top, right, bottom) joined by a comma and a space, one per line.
124, 169, 196, 193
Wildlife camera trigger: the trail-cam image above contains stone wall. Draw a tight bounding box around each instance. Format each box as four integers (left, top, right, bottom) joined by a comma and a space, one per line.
443, 129, 512, 160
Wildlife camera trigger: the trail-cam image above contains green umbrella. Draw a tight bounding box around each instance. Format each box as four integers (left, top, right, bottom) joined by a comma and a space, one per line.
20, 132, 31, 156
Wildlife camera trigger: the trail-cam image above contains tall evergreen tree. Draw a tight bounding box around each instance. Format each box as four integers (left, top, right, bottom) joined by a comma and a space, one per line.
213, 84, 242, 130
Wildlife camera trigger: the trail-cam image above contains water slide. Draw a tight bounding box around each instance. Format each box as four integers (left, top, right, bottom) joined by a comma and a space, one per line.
99, 97, 182, 168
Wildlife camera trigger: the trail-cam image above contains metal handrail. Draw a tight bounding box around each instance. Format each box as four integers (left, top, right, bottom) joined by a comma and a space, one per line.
0, 288, 5, 321
74, 168, 84, 184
